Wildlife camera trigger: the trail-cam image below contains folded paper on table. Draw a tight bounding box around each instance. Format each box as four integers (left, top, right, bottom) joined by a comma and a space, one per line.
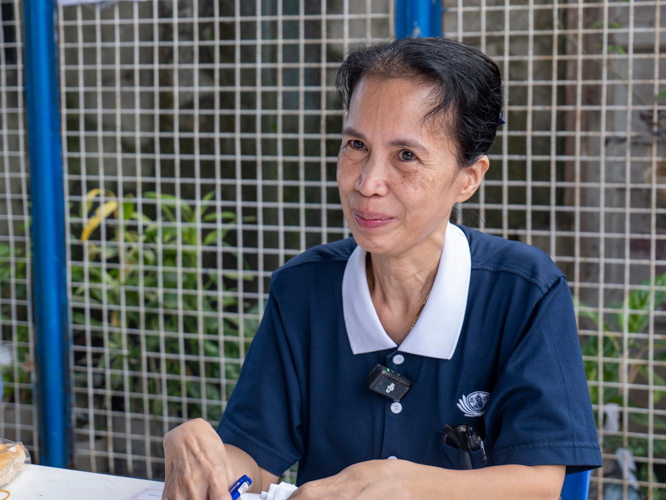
244, 481, 297, 500
123, 478, 297, 500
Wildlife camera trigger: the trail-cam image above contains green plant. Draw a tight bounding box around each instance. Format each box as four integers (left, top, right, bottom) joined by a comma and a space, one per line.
71, 190, 259, 423
578, 273, 666, 408
577, 272, 666, 491
0, 242, 31, 404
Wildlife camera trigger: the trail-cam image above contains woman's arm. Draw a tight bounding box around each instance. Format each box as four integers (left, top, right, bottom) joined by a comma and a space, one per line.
162, 418, 279, 500
290, 460, 565, 500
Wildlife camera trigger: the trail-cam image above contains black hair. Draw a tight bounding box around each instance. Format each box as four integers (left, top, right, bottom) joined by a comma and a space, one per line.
335, 37, 503, 167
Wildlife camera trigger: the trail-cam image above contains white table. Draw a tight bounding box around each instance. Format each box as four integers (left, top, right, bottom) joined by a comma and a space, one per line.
7, 464, 165, 500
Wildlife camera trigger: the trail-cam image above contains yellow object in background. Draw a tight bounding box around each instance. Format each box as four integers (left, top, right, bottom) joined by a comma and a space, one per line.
0, 440, 30, 488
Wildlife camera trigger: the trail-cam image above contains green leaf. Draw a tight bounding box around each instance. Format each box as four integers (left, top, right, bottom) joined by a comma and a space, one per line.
637, 366, 666, 403
628, 411, 666, 430
221, 271, 254, 281
145, 192, 194, 221
573, 298, 611, 332
194, 191, 217, 222
203, 230, 233, 247
202, 211, 237, 223
609, 44, 626, 55
590, 21, 624, 29
121, 198, 135, 221
613, 272, 666, 334
131, 213, 153, 224
71, 312, 103, 327
206, 383, 221, 401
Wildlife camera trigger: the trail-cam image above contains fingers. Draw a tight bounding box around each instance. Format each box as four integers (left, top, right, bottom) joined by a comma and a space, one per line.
163, 456, 231, 500
208, 475, 233, 500
163, 454, 214, 500
289, 479, 329, 500
286, 481, 307, 500
162, 419, 234, 500
291, 461, 395, 500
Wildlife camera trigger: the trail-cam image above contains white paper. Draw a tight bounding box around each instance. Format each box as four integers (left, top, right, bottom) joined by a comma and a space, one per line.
127, 488, 164, 500
124, 480, 295, 500
254, 482, 297, 500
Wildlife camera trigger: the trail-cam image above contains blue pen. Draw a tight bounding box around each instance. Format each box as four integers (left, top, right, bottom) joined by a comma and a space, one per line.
229, 475, 252, 500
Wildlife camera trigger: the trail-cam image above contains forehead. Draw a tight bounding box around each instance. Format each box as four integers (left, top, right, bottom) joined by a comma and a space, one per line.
348, 75, 435, 122
346, 75, 450, 148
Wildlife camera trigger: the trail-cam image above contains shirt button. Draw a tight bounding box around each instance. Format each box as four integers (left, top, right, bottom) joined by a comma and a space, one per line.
388, 456, 398, 459
390, 402, 402, 414
393, 354, 405, 365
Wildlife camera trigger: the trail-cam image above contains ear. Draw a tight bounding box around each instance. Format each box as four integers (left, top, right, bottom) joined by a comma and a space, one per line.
455, 155, 489, 203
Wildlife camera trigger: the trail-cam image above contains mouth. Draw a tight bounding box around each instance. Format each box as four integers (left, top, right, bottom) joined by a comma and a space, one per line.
352, 210, 396, 229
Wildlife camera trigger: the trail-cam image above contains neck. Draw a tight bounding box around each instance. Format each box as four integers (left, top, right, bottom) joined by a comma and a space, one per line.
367, 222, 447, 312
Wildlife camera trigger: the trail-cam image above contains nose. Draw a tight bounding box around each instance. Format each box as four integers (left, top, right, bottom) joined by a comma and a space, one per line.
355, 153, 390, 197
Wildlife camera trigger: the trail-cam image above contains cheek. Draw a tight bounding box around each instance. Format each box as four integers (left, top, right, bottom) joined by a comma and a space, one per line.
336, 155, 360, 194
398, 171, 455, 218
400, 170, 439, 202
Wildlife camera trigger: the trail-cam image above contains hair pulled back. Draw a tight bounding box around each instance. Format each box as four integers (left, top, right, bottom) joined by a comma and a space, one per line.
335, 37, 503, 167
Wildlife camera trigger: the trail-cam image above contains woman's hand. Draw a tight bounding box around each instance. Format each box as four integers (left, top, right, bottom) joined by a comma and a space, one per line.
289, 461, 565, 500
289, 460, 405, 500
162, 418, 237, 500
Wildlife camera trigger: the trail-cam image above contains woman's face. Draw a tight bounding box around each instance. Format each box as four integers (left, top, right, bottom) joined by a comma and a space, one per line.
337, 75, 488, 257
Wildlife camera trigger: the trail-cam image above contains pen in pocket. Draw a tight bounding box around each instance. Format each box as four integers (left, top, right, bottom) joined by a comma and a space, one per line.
443, 424, 487, 470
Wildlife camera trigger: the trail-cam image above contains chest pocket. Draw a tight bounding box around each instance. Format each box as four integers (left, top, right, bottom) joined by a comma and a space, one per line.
439, 429, 493, 470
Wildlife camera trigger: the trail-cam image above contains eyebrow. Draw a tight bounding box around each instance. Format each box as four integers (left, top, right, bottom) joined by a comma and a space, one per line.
342, 127, 429, 155
387, 137, 428, 154
342, 127, 367, 142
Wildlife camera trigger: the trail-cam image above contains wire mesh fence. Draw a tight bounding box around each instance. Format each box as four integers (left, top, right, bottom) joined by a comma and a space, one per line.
0, 0, 39, 464
56, 0, 393, 481
2, 0, 666, 497
444, 2, 666, 498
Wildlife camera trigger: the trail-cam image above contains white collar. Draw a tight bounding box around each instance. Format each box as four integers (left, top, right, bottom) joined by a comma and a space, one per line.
341, 222, 471, 360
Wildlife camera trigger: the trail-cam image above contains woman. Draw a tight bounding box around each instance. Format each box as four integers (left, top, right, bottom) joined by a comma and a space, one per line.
162, 38, 602, 500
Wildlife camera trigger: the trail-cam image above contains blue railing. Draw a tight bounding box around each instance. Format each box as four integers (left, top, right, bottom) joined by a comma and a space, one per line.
23, 0, 72, 468
395, 0, 442, 39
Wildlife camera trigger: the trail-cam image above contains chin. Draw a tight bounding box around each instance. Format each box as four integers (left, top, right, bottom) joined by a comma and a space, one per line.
350, 229, 401, 256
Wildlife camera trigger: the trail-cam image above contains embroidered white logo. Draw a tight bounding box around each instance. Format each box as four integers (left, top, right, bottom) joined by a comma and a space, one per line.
457, 391, 490, 417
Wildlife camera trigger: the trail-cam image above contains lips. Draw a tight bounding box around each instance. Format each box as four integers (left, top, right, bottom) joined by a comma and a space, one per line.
352, 210, 396, 229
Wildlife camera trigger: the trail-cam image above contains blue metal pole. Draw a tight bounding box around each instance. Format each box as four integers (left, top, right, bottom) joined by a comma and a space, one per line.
430, 0, 442, 38
395, 0, 409, 39
396, 0, 442, 38
22, 0, 71, 468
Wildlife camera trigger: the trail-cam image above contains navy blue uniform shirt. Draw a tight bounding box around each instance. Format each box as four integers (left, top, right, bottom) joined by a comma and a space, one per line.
217, 224, 602, 484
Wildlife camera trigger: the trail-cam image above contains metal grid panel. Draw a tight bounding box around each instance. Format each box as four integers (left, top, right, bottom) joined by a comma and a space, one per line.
449, 1, 666, 498
0, 0, 39, 462
50, 0, 666, 494
57, 0, 392, 479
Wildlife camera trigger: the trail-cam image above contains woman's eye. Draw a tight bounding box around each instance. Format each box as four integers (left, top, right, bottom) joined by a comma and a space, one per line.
399, 150, 416, 161
351, 140, 365, 150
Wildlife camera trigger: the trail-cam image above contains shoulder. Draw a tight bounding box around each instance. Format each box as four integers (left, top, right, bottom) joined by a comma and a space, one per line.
458, 225, 564, 294
270, 238, 357, 289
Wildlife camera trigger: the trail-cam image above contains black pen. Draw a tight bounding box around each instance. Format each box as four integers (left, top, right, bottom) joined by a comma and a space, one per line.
443, 424, 487, 470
